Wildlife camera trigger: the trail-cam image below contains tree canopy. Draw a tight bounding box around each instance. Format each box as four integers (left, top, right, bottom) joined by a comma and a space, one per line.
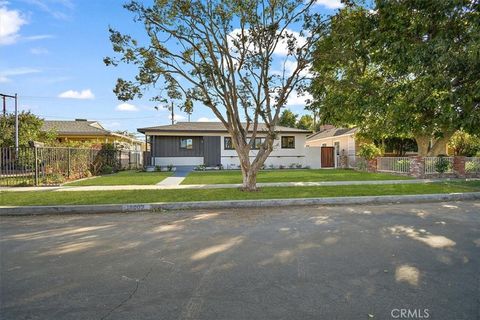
279, 109, 298, 128
105, 0, 326, 190
310, 0, 480, 156
0, 112, 56, 148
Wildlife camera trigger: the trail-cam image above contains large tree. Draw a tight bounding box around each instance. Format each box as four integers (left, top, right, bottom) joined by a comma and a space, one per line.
310, 0, 480, 156
0, 112, 56, 147
105, 0, 325, 190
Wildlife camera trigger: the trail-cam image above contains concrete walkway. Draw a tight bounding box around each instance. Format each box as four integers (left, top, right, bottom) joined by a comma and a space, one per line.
0, 178, 477, 192
156, 166, 195, 186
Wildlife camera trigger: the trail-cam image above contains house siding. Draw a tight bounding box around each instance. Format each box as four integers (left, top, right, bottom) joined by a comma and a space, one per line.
152, 136, 204, 157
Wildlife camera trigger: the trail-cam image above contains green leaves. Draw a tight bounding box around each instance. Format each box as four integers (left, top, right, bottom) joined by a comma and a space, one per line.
310, 0, 480, 152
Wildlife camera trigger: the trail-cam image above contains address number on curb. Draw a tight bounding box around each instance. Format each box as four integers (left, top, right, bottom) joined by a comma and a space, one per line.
122, 204, 152, 211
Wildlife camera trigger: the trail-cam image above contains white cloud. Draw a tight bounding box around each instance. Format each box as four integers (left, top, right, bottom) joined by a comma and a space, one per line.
228, 28, 307, 57
0, 5, 27, 45
58, 89, 95, 100
115, 103, 139, 112
172, 114, 186, 122
30, 47, 49, 55
197, 117, 218, 122
315, 0, 344, 9
273, 29, 307, 56
0, 67, 40, 83
24, 34, 55, 41
26, 0, 74, 20
286, 91, 313, 107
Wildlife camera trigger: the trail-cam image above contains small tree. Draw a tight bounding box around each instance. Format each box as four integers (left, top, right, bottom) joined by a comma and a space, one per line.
180, 98, 194, 122
279, 109, 298, 128
296, 114, 313, 130
105, 0, 325, 190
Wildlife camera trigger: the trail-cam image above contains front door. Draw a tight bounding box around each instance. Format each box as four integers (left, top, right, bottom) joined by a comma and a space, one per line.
321, 146, 335, 168
203, 136, 221, 166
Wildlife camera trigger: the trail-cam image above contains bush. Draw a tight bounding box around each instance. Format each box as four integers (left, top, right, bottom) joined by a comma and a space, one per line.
167, 164, 173, 171
358, 143, 382, 160
195, 164, 206, 171
434, 155, 451, 174
101, 165, 114, 175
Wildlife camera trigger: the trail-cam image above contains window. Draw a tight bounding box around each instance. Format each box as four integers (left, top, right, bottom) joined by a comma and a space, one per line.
249, 137, 265, 150
224, 137, 234, 150
281, 136, 295, 149
334, 141, 340, 155
180, 138, 193, 149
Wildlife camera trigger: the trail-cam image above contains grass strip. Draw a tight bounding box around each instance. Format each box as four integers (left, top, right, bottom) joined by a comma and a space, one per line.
1, 181, 479, 206
181, 169, 411, 185
65, 170, 173, 186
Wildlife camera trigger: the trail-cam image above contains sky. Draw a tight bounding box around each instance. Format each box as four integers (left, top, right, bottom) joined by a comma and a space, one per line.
0, 0, 343, 137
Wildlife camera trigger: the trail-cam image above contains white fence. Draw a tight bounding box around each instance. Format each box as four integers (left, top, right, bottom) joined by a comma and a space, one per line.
465, 157, 480, 173
377, 157, 411, 173
424, 157, 454, 174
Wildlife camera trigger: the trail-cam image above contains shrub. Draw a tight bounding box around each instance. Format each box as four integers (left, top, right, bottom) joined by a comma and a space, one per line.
296, 163, 302, 169
358, 143, 382, 160
155, 165, 162, 172
434, 155, 451, 174
101, 165, 114, 174
195, 164, 206, 171
289, 163, 296, 168
167, 164, 173, 171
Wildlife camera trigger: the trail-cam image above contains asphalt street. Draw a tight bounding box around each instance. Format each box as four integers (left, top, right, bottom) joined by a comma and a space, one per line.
1, 201, 479, 319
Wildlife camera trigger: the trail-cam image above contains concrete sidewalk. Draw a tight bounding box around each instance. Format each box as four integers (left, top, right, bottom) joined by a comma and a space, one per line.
0, 178, 477, 192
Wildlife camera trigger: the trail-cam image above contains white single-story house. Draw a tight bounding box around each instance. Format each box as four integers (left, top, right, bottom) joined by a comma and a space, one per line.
137, 122, 322, 169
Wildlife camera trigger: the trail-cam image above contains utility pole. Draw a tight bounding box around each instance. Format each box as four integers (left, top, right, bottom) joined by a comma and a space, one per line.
0, 93, 18, 150
171, 101, 174, 125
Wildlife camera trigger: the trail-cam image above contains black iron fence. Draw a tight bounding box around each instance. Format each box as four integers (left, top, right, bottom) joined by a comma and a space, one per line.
0, 147, 142, 186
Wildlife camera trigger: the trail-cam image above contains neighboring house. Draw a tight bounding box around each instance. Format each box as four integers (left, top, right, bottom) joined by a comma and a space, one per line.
306, 127, 358, 156
42, 119, 143, 151
137, 122, 321, 168
306, 127, 358, 167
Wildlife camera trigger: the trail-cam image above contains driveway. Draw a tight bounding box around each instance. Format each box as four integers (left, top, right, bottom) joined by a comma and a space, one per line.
1, 202, 479, 319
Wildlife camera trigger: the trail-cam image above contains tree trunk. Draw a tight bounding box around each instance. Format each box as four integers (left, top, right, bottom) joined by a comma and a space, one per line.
415, 136, 430, 157
235, 140, 272, 191
428, 133, 453, 156
242, 168, 258, 191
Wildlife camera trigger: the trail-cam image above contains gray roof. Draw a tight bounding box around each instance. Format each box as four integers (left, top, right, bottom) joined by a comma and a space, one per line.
138, 122, 311, 134
307, 127, 357, 141
42, 120, 110, 135
42, 120, 143, 143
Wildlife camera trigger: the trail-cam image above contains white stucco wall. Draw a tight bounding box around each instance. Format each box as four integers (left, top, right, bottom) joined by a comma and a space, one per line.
306, 134, 356, 156
221, 133, 309, 169
154, 157, 204, 166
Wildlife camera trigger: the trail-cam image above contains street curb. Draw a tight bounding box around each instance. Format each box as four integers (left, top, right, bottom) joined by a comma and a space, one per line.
1, 192, 479, 216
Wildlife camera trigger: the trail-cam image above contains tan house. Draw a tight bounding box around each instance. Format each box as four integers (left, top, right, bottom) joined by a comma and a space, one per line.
306, 127, 358, 167
42, 119, 143, 151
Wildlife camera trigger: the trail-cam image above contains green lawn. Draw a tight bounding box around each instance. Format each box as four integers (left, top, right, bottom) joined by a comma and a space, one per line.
64, 170, 173, 186
181, 169, 411, 185
2, 181, 479, 206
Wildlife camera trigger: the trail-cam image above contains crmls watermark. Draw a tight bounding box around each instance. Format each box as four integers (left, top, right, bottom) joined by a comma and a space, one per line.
391, 309, 430, 319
